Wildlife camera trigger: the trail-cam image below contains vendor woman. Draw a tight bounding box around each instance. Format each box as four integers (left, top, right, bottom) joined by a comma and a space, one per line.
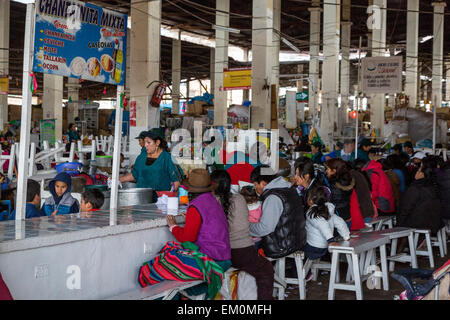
119, 129, 183, 191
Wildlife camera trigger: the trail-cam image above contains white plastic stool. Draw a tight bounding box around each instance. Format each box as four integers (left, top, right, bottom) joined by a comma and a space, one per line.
413, 229, 435, 268
430, 227, 447, 258
267, 251, 306, 300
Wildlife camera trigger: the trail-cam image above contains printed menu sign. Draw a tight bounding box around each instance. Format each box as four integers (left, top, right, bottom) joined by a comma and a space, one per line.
361, 56, 402, 94
33, 0, 127, 86
40, 119, 56, 146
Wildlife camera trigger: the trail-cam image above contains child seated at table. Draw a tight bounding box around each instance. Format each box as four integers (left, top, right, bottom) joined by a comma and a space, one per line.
10, 179, 43, 220
304, 186, 350, 262
41, 172, 79, 216
240, 185, 262, 245
81, 189, 105, 213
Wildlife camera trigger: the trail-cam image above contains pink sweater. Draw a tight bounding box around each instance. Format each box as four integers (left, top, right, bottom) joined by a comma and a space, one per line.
248, 201, 262, 223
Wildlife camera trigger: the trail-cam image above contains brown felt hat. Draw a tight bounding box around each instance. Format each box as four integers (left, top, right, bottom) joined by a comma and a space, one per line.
181, 168, 213, 193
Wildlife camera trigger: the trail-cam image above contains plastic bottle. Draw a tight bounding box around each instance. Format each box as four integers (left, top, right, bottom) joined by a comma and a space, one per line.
114, 40, 123, 83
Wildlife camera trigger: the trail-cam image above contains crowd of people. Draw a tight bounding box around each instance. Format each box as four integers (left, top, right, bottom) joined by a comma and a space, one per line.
1, 129, 449, 300
140, 137, 449, 300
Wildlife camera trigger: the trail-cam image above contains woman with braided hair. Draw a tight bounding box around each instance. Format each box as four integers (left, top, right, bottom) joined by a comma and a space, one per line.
211, 169, 274, 300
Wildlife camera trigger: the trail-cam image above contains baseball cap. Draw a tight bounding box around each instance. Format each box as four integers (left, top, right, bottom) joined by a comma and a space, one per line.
412, 151, 426, 160
135, 131, 147, 140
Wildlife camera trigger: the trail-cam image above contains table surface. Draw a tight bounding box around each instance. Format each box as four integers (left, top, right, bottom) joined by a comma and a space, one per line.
328, 231, 390, 254
0, 203, 186, 244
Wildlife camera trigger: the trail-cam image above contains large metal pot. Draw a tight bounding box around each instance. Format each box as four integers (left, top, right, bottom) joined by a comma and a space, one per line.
100, 187, 156, 210
95, 156, 112, 167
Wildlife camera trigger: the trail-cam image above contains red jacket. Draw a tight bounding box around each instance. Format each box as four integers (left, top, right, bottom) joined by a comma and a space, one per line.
362, 160, 395, 213
0, 272, 13, 300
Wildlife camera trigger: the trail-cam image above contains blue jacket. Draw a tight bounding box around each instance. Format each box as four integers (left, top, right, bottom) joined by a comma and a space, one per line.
41, 172, 80, 216
10, 203, 43, 220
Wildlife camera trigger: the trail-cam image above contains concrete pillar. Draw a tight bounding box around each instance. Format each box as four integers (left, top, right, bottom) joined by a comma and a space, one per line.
371, 0, 387, 138
129, 0, 161, 159
339, 0, 351, 133
308, 0, 321, 126
297, 65, 305, 122
432, 1, 446, 110
0, 0, 10, 129
242, 48, 250, 102
210, 48, 215, 95
250, 0, 274, 129
445, 58, 450, 101
320, 0, 340, 148
172, 38, 181, 114
43, 74, 63, 142
424, 81, 429, 102
271, 0, 281, 111
213, 0, 229, 126
66, 77, 80, 126
405, 0, 419, 108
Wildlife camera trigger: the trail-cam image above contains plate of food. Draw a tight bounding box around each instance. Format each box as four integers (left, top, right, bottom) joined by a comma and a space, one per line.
70, 57, 86, 76
100, 54, 114, 72
87, 57, 101, 77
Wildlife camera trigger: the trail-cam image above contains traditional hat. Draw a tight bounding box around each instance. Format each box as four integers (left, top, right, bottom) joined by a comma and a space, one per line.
181, 168, 213, 193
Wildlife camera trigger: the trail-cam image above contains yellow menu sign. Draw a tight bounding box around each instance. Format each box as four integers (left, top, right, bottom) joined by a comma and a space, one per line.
223, 68, 251, 91
0, 76, 8, 95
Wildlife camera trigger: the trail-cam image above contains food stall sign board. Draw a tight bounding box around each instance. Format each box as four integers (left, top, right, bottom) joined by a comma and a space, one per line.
40, 118, 56, 146
223, 68, 251, 91
361, 56, 402, 94
33, 0, 127, 86
0, 76, 9, 95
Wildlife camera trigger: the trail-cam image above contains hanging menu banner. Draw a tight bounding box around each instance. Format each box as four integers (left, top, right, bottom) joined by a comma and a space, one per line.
223, 68, 252, 91
361, 56, 402, 94
33, 0, 127, 86
40, 119, 56, 146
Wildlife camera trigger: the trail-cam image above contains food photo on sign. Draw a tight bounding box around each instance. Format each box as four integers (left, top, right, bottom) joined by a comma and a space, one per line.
33, 0, 127, 86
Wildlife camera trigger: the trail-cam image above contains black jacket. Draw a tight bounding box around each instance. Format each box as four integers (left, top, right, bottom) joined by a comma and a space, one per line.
259, 188, 306, 259
398, 179, 444, 234
328, 177, 354, 220
436, 167, 450, 220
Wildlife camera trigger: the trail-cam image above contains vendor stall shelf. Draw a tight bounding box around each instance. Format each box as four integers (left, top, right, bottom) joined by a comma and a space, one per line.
78, 103, 99, 135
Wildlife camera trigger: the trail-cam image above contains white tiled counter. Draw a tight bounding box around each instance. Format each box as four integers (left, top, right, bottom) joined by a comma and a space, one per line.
0, 204, 186, 300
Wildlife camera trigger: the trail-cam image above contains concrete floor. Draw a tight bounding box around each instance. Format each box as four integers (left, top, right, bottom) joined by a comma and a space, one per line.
283, 250, 449, 300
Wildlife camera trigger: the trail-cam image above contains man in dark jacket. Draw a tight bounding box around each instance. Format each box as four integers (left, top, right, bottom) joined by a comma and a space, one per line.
249, 165, 306, 259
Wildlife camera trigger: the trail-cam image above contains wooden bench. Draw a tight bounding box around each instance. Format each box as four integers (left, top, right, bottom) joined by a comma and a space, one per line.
107, 280, 204, 300
328, 231, 390, 300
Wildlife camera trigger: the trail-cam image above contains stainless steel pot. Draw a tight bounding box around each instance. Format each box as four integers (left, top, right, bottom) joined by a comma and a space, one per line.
95, 156, 112, 167
101, 187, 155, 210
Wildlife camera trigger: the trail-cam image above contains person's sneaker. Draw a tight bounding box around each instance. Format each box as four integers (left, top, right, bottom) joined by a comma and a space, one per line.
305, 271, 313, 282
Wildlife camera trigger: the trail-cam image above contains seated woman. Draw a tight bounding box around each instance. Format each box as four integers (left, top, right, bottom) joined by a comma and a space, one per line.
66, 123, 80, 143
211, 170, 274, 300
140, 169, 231, 299
325, 158, 377, 231
397, 157, 444, 235
293, 158, 330, 210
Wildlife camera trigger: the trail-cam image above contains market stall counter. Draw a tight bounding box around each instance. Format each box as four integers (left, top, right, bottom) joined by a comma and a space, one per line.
0, 204, 186, 300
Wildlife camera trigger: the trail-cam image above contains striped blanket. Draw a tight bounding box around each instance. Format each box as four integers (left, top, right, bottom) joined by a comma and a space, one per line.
138, 241, 225, 299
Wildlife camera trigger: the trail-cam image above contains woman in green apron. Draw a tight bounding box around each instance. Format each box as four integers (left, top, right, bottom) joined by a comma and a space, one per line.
119, 130, 183, 191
